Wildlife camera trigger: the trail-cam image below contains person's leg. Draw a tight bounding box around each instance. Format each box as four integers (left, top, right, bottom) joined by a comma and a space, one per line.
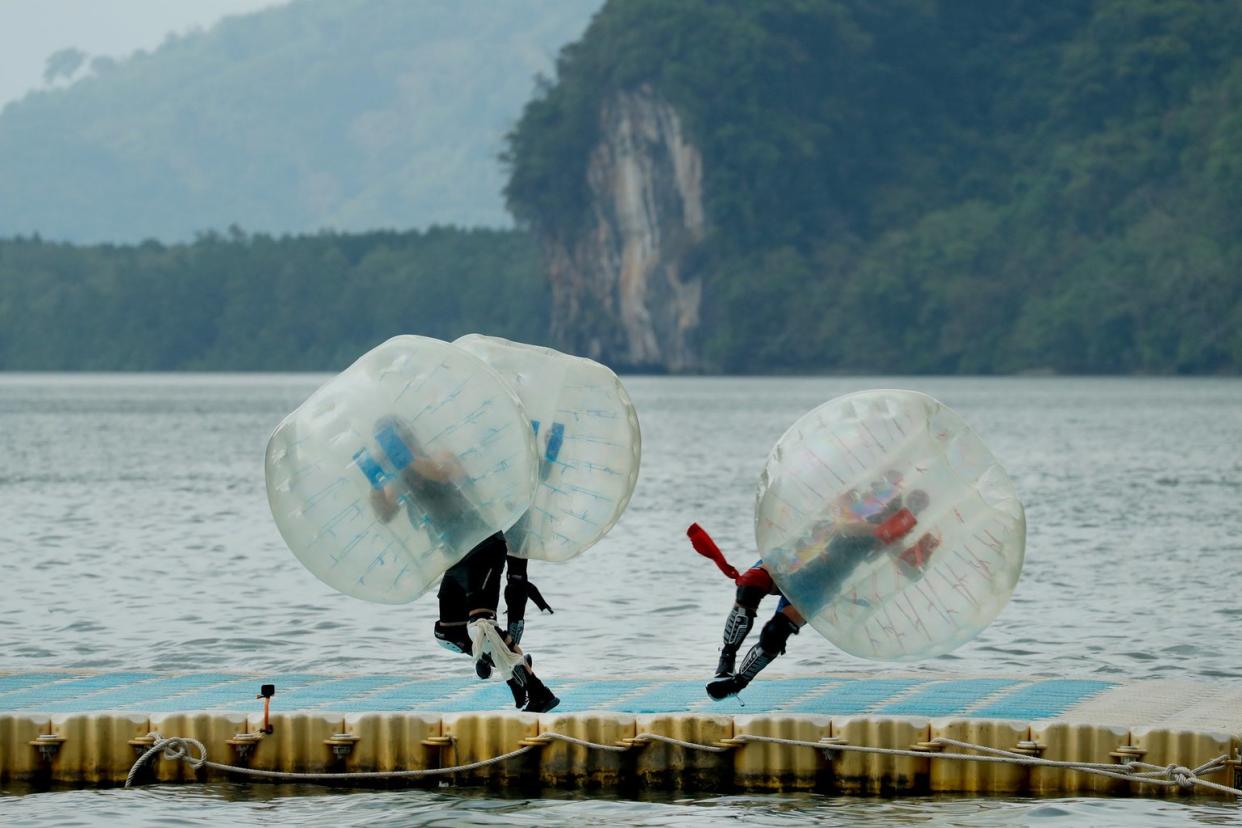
510, 654, 559, 713
433, 556, 472, 655
501, 552, 536, 709
465, 534, 559, 713
463, 532, 508, 679
707, 598, 803, 700
503, 554, 529, 645
715, 564, 773, 677
465, 533, 508, 619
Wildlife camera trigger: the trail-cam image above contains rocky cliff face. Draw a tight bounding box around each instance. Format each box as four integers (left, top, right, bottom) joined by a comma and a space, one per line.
542, 85, 705, 371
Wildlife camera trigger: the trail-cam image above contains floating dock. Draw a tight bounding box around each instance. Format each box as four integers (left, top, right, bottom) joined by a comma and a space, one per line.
2, 670, 1241, 796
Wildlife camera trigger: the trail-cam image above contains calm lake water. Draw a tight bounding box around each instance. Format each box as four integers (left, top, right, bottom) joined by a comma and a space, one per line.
1, 374, 1240, 825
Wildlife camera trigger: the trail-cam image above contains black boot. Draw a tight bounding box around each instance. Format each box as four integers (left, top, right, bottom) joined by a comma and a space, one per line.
707, 643, 775, 699
507, 655, 533, 708
521, 669, 560, 714
716, 605, 755, 677
507, 677, 526, 708
475, 652, 494, 680
706, 613, 797, 700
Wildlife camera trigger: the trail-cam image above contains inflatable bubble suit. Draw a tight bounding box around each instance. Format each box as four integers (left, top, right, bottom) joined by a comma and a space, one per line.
454, 334, 641, 561
265, 335, 539, 604
756, 390, 1025, 661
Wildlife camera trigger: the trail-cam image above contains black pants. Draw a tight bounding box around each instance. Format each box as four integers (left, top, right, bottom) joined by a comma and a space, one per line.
438, 531, 508, 622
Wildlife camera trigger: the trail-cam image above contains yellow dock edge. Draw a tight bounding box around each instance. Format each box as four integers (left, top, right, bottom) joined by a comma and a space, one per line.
1, 712, 1238, 796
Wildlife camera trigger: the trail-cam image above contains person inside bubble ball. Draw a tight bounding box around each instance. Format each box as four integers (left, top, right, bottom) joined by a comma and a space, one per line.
356, 415, 487, 539
354, 416, 560, 713
781, 484, 934, 619
432, 532, 560, 713
689, 474, 935, 701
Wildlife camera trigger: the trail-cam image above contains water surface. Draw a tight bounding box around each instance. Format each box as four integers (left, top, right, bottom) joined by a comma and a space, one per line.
1, 374, 1239, 823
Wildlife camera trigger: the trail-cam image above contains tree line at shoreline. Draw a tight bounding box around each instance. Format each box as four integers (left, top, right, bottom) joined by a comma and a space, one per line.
0, 214, 1238, 374
0, 228, 548, 371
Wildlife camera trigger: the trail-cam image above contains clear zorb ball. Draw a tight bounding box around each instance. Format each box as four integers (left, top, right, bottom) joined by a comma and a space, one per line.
757, 390, 1025, 661
265, 335, 538, 604
454, 334, 641, 562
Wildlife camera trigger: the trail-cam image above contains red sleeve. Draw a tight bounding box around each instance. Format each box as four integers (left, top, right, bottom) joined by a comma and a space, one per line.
687, 523, 740, 581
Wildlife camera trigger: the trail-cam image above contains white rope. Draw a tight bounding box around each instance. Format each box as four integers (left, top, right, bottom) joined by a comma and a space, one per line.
735, 734, 1242, 795
932, 736, 1119, 769
124, 735, 536, 787
538, 732, 630, 753
632, 732, 733, 754
1127, 757, 1236, 795
125, 736, 207, 788
124, 729, 1242, 797
938, 736, 1234, 792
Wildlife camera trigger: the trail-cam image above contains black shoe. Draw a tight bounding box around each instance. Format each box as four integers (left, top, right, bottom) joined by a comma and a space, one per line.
507, 678, 527, 709
524, 681, 560, 714
715, 651, 736, 679
508, 656, 533, 708
475, 653, 494, 680
706, 675, 745, 701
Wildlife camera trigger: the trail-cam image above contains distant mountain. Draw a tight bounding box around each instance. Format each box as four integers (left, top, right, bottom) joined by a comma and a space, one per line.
4, 0, 1239, 375
0, 0, 600, 242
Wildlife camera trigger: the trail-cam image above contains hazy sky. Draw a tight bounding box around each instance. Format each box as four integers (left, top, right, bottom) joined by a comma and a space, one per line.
0, 0, 287, 109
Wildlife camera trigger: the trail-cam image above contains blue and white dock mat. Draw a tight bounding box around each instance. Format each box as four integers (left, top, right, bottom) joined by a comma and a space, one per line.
0, 671, 1238, 731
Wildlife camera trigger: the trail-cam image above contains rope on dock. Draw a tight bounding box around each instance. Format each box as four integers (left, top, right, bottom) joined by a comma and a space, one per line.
124, 730, 1242, 797
737, 733, 1240, 795
628, 732, 734, 753
124, 735, 538, 788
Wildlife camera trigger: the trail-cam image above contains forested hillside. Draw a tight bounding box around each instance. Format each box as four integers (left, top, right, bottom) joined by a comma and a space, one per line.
0, 229, 546, 370
1, 0, 1238, 374
506, 0, 1242, 374
0, 0, 599, 242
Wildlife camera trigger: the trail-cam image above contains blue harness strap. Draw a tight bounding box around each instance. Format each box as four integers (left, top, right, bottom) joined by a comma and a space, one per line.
352, 448, 390, 489
544, 422, 565, 463
374, 420, 415, 470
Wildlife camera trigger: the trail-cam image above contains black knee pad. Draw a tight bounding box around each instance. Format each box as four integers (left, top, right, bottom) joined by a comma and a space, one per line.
758, 613, 799, 656
735, 585, 767, 611
722, 604, 755, 650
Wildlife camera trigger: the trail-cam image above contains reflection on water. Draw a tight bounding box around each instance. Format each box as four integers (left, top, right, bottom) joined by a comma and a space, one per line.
1, 784, 1240, 828
1, 374, 1241, 823
2, 784, 1242, 828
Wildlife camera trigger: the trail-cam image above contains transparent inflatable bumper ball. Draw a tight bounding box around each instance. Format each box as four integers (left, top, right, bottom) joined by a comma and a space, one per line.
455, 334, 641, 562
265, 335, 539, 604
756, 389, 1025, 661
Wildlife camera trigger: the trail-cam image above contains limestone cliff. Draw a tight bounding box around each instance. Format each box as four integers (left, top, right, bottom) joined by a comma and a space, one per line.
542, 85, 705, 371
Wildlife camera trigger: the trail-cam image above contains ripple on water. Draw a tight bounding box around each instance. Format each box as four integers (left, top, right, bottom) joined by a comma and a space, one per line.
0, 787, 1237, 827
2, 375, 1242, 822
